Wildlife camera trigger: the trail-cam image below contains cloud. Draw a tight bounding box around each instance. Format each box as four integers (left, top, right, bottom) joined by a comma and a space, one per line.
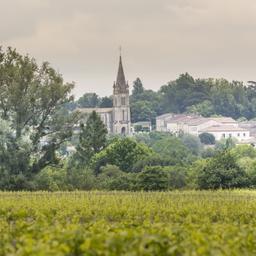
1, 0, 256, 96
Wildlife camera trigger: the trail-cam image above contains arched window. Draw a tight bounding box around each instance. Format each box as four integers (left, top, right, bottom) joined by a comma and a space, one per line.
121, 97, 126, 106
121, 127, 126, 135
122, 110, 125, 120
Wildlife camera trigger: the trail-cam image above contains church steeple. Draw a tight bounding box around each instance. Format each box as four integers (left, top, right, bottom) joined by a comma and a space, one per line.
117, 56, 126, 86
112, 51, 131, 135
113, 54, 129, 94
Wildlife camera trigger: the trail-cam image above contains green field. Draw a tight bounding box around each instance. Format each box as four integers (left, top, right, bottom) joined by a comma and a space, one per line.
1, 191, 256, 255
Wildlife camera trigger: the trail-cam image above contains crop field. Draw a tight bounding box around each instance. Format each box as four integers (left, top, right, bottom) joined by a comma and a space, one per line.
1, 191, 256, 256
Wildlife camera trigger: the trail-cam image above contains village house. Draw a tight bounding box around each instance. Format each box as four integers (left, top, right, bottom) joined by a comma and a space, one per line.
199, 125, 250, 142
156, 113, 251, 142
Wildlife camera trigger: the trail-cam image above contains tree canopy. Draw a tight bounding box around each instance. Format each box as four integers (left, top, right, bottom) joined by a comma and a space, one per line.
74, 111, 108, 166
0, 47, 79, 189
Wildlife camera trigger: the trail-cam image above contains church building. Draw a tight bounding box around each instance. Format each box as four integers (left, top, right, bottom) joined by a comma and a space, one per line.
78, 55, 131, 135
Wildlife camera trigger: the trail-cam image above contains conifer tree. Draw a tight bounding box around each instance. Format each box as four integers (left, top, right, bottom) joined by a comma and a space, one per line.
75, 111, 108, 165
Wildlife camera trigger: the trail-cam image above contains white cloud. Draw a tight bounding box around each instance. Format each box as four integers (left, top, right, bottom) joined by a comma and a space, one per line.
1, 0, 256, 96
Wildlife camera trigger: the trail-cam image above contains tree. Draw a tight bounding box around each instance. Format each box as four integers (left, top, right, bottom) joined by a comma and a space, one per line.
149, 134, 196, 164
215, 138, 236, 151
137, 166, 169, 191
97, 165, 136, 190
130, 78, 162, 124
132, 78, 144, 96
74, 111, 108, 165
33, 166, 68, 191
160, 73, 210, 113
159, 74, 256, 120
99, 96, 113, 108
197, 150, 248, 189
90, 137, 153, 173
0, 47, 79, 189
66, 167, 97, 190
165, 166, 187, 189
77, 93, 99, 108
199, 132, 216, 145
130, 101, 156, 123
230, 144, 256, 159
180, 134, 202, 156
186, 100, 215, 117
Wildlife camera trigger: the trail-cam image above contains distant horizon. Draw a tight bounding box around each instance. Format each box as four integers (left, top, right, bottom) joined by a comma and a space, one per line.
1, 44, 252, 99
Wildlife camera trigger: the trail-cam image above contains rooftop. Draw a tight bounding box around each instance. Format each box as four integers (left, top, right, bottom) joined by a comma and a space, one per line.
77, 108, 113, 113
165, 114, 196, 122
165, 115, 209, 125
133, 121, 151, 126
208, 117, 236, 123
156, 113, 174, 120
200, 125, 248, 132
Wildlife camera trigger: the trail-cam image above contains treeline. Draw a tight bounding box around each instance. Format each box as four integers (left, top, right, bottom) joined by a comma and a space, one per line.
18, 110, 256, 191
1, 47, 256, 191
131, 74, 256, 122
73, 74, 256, 124
31, 126, 256, 191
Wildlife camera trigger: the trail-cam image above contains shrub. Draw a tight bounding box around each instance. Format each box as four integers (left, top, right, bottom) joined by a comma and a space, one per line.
90, 138, 153, 173
137, 166, 169, 191
199, 133, 215, 145
197, 151, 248, 189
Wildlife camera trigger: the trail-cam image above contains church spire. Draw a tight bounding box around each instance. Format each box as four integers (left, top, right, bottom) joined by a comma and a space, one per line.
114, 50, 129, 94
116, 55, 126, 86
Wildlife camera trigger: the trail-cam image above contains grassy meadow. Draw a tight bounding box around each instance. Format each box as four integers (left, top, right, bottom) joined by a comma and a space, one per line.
1, 190, 256, 255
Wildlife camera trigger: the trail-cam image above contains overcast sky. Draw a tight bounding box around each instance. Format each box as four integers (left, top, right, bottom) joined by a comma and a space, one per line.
1, 0, 256, 97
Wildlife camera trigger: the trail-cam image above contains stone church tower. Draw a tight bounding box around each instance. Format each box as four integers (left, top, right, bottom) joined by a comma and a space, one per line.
113, 55, 131, 135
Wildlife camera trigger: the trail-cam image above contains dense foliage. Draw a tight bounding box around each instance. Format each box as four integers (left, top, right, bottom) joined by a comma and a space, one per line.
1, 47, 256, 192
90, 137, 153, 173
1, 191, 256, 255
73, 110, 108, 166
0, 47, 80, 190
19, 131, 256, 191
197, 151, 248, 189
199, 132, 216, 145
160, 73, 256, 120
76, 74, 256, 124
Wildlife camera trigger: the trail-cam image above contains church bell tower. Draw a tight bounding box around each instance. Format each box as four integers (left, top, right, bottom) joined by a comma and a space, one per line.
113, 54, 131, 135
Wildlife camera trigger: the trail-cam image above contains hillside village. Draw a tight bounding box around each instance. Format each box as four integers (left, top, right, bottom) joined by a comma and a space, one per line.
155, 113, 256, 144
74, 54, 256, 147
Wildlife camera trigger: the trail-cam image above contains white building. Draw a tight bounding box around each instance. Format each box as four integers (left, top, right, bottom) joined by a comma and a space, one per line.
165, 116, 219, 136
199, 125, 250, 142
156, 113, 251, 142
156, 113, 175, 132
239, 121, 256, 138
208, 117, 238, 127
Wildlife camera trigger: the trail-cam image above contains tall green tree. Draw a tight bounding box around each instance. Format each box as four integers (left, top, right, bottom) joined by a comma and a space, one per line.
197, 150, 248, 189
130, 78, 162, 124
160, 73, 210, 113
90, 137, 153, 173
75, 111, 108, 165
0, 47, 79, 189
130, 101, 156, 123
137, 166, 169, 191
132, 78, 144, 97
